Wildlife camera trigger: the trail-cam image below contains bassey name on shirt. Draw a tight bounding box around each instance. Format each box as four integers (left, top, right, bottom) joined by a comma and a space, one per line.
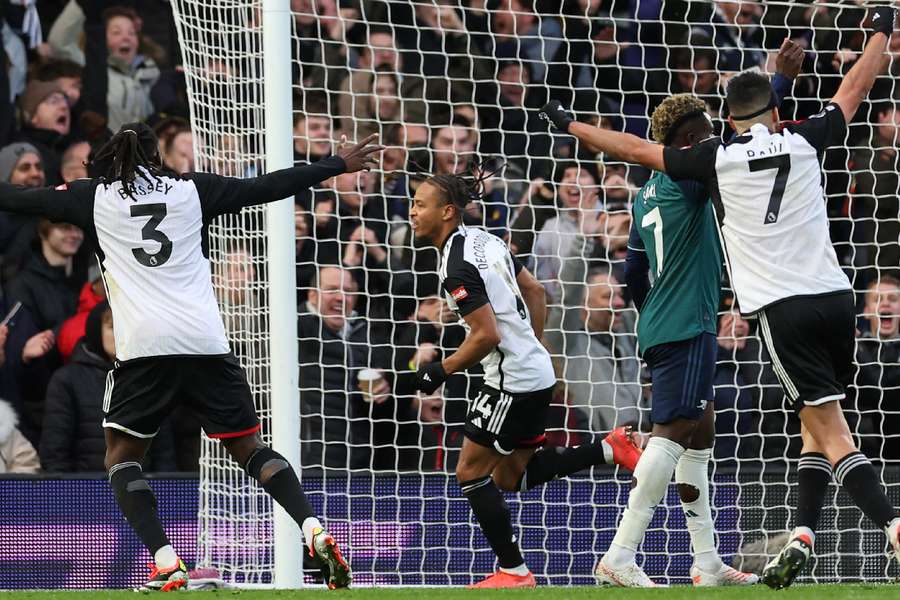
117, 181, 174, 199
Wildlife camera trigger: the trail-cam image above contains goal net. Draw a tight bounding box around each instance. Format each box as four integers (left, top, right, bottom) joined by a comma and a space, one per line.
171, 0, 900, 586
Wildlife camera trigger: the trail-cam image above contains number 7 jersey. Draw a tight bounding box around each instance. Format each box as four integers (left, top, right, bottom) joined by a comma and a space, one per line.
663, 103, 851, 315
630, 172, 721, 353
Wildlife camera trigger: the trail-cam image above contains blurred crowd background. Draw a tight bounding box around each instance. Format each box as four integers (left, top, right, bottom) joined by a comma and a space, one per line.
0, 0, 897, 477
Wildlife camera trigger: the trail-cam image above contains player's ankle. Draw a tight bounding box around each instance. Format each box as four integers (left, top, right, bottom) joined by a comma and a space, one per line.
302, 517, 323, 548
791, 526, 815, 542
499, 563, 530, 576
693, 550, 722, 573
604, 543, 636, 568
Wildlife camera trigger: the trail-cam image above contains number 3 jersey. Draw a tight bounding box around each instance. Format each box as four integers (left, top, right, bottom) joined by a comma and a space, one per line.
440, 225, 555, 394
90, 173, 232, 360
15, 157, 347, 361
663, 103, 851, 315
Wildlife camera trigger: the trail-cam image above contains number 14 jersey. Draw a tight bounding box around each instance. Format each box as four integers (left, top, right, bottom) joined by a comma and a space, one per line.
663, 103, 851, 315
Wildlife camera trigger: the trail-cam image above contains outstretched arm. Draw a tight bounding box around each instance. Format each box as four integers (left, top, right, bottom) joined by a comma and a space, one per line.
623, 224, 651, 311
540, 101, 665, 172
831, 7, 893, 122
192, 134, 383, 219
0, 181, 93, 228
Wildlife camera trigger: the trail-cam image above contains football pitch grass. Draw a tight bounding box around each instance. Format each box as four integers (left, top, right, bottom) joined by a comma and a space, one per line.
3, 585, 899, 599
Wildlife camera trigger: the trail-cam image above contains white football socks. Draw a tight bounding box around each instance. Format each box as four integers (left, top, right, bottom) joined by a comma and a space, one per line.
500, 563, 531, 576
601, 438, 614, 464
302, 516, 323, 548
675, 447, 722, 573
154, 545, 179, 570
605, 436, 686, 568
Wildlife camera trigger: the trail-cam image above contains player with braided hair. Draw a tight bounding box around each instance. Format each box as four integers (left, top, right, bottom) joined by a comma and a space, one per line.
410, 162, 643, 589
0, 121, 382, 590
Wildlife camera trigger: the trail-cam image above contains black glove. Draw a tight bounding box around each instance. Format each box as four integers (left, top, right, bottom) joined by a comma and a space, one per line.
870, 6, 895, 36
539, 100, 574, 133
415, 362, 447, 395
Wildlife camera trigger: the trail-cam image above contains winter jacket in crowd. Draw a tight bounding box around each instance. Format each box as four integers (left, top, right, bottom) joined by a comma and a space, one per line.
47, 0, 162, 134
40, 303, 176, 472
855, 334, 900, 461
7, 251, 80, 333
298, 306, 392, 471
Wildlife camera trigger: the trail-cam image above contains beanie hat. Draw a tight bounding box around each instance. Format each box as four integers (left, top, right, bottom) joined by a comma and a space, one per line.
18, 80, 66, 121
0, 142, 42, 182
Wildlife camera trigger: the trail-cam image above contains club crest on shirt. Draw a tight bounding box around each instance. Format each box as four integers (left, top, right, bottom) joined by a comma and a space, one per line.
451, 286, 468, 301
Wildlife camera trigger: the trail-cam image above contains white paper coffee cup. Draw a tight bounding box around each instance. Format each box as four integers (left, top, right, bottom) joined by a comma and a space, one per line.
358, 368, 382, 403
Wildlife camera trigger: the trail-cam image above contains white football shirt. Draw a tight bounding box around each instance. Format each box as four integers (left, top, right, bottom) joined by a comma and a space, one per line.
20, 157, 347, 361
440, 225, 556, 394
664, 103, 851, 315
92, 174, 231, 360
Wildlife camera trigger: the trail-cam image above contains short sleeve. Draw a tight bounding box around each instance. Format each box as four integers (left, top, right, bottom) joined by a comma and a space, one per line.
663, 137, 720, 183
785, 103, 846, 153
626, 222, 645, 252
443, 260, 490, 317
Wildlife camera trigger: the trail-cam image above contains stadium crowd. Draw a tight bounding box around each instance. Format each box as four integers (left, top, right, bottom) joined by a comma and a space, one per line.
0, 0, 897, 475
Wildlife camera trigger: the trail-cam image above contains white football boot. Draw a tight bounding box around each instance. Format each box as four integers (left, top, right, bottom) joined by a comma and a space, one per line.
594, 556, 659, 587
690, 562, 759, 586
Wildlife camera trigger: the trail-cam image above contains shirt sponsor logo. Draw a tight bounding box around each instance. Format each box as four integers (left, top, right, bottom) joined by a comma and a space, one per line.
451, 286, 468, 301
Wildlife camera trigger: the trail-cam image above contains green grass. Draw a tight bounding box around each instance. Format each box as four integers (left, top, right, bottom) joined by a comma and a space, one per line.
2, 585, 899, 599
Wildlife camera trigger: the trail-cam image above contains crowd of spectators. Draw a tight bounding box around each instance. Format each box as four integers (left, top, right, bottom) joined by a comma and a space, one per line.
0, 1, 897, 476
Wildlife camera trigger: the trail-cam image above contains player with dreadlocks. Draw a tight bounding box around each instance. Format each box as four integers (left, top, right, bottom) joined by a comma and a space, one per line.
410, 162, 643, 589
0, 121, 382, 591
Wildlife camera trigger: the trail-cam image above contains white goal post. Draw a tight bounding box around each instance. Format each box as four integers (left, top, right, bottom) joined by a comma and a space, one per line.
171, 0, 900, 587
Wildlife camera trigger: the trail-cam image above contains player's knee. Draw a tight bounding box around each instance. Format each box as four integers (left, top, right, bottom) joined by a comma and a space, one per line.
104, 449, 132, 473
245, 446, 291, 485
103, 453, 116, 473
654, 420, 697, 448
821, 433, 858, 463
455, 458, 485, 484
222, 433, 262, 466
689, 429, 714, 450
677, 483, 700, 503
492, 470, 520, 492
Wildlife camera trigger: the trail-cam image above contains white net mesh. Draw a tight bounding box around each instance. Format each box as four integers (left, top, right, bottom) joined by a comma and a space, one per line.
172, 0, 900, 585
